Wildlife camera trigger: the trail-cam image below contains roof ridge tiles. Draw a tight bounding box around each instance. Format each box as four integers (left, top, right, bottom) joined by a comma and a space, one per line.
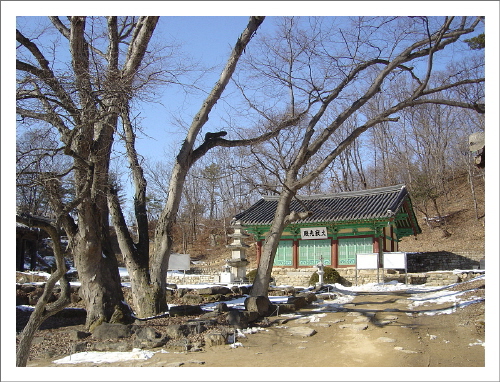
261, 184, 406, 201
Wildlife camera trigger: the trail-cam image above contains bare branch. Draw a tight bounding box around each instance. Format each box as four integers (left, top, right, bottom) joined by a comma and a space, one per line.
122, 16, 160, 83
16, 31, 79, 126
191, 110, 305, 163
120, 108, 149, 254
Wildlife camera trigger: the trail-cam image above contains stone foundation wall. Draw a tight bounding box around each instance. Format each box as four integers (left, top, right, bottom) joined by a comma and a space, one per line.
270, 267, 383, 287
164, 251, 485, 287
162, 267, 484, 288
269, 267, 484, 287
270, 267, 317, 287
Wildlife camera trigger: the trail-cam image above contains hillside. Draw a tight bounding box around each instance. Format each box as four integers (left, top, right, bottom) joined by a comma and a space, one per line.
398, 172, 485, 254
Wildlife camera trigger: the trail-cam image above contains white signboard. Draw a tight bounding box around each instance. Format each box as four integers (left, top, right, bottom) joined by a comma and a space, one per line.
300, 227, 328, 240
168, 253, 190, 271
356, 253, 378, 269
383, 252, 406, 269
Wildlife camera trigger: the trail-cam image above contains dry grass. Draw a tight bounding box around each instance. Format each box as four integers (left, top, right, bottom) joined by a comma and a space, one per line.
399, 173, 485, 253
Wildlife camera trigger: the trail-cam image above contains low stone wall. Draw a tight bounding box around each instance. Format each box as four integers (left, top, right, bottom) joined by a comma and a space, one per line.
270, 267, 317, 287
416, 270, 484, 286
268, 267, 484, 288
167, 274, 219, 285
165, 250, 486, 287
270, 267, 385, 287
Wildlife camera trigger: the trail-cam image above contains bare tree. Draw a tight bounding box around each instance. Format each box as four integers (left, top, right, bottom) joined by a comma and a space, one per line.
107, 16, 310, 317
15, 214, 71, 367
233, 16, 485, 297
16, 16, 160, 328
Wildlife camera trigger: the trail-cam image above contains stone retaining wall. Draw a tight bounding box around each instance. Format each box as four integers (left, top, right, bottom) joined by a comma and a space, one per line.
406, 251, 484, 272
262, 251, 485, 287
270, 267, 317, 287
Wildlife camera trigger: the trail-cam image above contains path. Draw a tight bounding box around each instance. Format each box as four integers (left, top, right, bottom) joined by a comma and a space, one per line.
32, 286, 484, 368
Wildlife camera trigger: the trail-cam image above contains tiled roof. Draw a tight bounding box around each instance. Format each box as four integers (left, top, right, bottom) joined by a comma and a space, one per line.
234, 184, 412, 225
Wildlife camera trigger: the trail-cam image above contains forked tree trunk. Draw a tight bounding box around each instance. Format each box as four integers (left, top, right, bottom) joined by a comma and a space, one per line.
149, 162, 187, 313
107, 185, 162, 318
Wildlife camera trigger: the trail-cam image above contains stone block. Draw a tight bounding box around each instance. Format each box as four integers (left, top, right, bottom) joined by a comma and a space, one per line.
164, 324, 186, 340
296, 292, 317, 303
134, 326, 161, 341
182, 293, 204, 304
133, 337, 166, 349
204, 332, 226, 347
287, 296, 308, 309
92, 323, 131, 340
287, 327, 317, 337
226, 310, 249, 329
169, 304, 204, 317
70, 342, 88, 353
182, 321, 208, 335
244, 296, 271, 316
90, 341, 133, 352
211, 286, 232, 295
70, 330, 91, 341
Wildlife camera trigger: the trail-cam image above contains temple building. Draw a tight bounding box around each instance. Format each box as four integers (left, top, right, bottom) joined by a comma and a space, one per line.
233, 184, 421, 268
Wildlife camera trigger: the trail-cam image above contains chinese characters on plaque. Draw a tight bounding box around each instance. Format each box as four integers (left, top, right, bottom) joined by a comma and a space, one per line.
300, 227, 328, 239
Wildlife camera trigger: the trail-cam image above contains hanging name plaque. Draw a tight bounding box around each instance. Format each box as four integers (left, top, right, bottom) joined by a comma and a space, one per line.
300, 227, 328, 240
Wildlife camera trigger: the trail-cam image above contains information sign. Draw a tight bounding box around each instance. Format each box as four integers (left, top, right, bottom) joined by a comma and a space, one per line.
383, 252, 406, 269
168, 253, 191, 271
356, 253, 378, 269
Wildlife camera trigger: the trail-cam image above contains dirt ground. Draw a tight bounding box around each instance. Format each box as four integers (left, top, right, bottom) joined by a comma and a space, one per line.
24, 280, 485, 370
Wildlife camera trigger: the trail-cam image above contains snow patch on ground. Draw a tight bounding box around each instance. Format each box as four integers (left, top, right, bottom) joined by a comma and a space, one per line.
53, 348, 155, 364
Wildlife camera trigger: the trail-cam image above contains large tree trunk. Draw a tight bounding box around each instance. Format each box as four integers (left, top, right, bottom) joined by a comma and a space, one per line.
16, 16, 160, 326
147, 16, 266, 314
73, 199, 133, 330
108, 184, 161, 318
149, 161, 188, 313
250, 188, 296, 297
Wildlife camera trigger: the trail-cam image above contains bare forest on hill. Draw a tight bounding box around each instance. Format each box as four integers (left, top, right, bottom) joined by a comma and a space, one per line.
155, 152, 486, 271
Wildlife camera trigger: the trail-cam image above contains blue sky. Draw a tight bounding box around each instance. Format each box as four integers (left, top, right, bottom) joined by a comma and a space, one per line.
7, 4, 497, 164
4, 4, 499, 218
13, 15, 271, 160
130, 16, 276, 159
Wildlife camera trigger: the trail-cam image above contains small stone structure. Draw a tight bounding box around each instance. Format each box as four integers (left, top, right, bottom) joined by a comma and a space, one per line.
223, 220, 250, 282
315, 257, 325, 288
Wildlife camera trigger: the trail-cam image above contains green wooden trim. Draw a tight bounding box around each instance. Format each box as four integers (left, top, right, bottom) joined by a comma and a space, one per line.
242, 215, 418, 242
384, 234, 395, 241
404, 198, 422, 235
273, 240, 294, 266
298, 239, 332, 266
395, 228, 415, 238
